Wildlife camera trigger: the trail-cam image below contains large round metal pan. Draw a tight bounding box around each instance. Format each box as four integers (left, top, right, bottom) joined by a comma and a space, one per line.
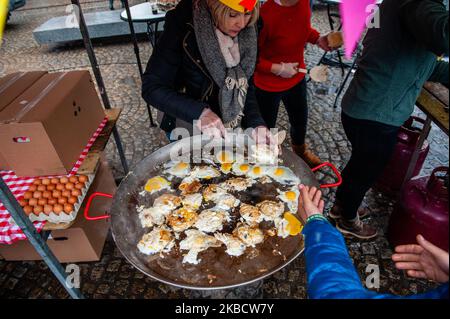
110, 135, 320, 290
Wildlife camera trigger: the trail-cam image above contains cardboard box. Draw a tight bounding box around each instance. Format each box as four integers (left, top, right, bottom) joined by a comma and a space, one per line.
0, 71, 105, 177
0, 71, 47, 170
0, 158, 116, 262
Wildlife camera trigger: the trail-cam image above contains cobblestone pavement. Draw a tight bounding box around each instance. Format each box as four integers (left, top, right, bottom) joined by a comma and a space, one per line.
0, 0, 448, 299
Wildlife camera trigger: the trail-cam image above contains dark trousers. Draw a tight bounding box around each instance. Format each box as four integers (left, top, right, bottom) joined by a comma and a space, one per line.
336, 112, 399, 221
255, 79, 308, 145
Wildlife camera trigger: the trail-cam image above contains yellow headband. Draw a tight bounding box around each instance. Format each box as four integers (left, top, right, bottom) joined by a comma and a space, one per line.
219, 0, 257, 13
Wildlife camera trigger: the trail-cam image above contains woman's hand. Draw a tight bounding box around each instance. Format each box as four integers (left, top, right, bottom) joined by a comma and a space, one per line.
271, 62, 299, 78
392, 235, 449, 283
297, 184, 325, 225
316, 35, 332, 52
196, 108, 226, 139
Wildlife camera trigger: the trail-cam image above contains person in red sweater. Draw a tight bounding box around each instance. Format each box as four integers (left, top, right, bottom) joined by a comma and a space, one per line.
254, 0, 332, 167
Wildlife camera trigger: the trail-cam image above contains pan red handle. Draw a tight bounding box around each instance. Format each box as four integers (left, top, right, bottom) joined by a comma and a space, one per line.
84, 192, 112, 221
311, 162, 342, 189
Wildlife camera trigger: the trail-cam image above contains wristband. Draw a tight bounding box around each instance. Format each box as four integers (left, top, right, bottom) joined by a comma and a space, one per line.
306, 214, 327, 224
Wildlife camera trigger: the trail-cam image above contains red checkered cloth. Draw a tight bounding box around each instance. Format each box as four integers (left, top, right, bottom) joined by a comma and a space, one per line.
0, 117, 108, 245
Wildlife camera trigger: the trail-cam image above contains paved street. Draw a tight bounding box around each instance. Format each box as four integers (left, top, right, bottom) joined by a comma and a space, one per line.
0, 0, 448, 298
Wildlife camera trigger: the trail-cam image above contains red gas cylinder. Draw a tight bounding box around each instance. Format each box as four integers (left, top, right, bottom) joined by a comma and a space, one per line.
376, 117, 430, 197
388, 167, 449, 251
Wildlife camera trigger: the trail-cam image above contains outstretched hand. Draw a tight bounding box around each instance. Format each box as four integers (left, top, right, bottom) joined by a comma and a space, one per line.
392, 235, 449, 283
297, 184, 325, 225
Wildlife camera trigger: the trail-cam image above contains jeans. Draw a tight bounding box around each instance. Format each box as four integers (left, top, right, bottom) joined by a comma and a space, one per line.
255, 79, 309, 145
336, 112, 399, 221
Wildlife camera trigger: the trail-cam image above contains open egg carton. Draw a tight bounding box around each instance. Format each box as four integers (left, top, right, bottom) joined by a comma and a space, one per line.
13, 174, 95, 225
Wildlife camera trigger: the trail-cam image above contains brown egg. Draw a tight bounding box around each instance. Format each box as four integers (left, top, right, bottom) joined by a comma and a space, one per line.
60, 177, 69, 184
43, 205, 53, 215
74, 183, 84, 190
42, 191, 52, 199
47, 198, 57, 205
52, 190, 61, 198
61, 190, 71, 198
33, 205, 43, 214
57, 197, 68, 205
53, 204, 63, 214
46, 184, 56, 191
33, 191, 42, 199
42, 178, 50, 185
64, 203, 74, 214
33, 179, 42, 185
71, 189, 81, 197
38, 198, 48, 206
28, 198, 38, 206
23, 206, 33, 215
37, 185, 46, 192
78, 175, 88, 183
67, 196, 77, 204
65, 183, 74, 190
28, 185, 37, 192
23, 191, 33, 200
56, 184, 65, 191
69, 176, 78, 184
18, 199, 28, 207
51, 178, 59, 185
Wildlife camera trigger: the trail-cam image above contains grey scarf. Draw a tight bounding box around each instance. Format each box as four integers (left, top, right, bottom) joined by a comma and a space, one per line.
193, 0, 257, 128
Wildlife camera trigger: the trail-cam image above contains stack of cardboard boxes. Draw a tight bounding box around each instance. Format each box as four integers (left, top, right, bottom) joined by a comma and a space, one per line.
0, 70, 115, 262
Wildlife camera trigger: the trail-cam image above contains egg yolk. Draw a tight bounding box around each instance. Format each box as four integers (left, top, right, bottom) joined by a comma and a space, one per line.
144, 177, 170, 192
253, 167, 261, 175
274, 168, 285, 176
284, 212, 303, 236
175, 162, 188, 171
240, 164, 249, 172
285, 191, 297, 201
221, 163, 232, 171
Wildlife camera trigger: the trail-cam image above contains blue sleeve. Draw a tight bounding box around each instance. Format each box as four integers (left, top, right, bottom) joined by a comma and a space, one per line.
302, 220, 449, 299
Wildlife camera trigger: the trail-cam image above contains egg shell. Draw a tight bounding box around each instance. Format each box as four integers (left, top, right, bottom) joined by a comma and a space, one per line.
23, 191, 33, 200
47, 198, 57, 205
23, 206, 33, 215
33, 205, 43, 214
37, 185, 47, 192
28, 185, 37, 192
60, 177, 69, 184
53, 204, 63, 214
43, 205, 53, 215
33, 191, 42, 199
52, 190, 62, 198
71, 189, 81, 197
28, 198, 38, 206
62, 190, 71, 198
65, 183, 74, 190
78, 175, 88, 183
64, 203, 74, 214
69, 176, 78, 184
67, 196, 77, 204
42, 178, 51, 185
33, 179, 42, 185
74, 183, 84, 190
18, 199, 27, 207
38, 198, 48, 206
51, 178, 59, 185
56, 184, 65, 191
58, 197, 68, 205
46, 184, 56, 191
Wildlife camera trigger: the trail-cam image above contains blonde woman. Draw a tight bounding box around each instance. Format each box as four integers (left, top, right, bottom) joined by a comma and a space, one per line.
142, 0, 273, 144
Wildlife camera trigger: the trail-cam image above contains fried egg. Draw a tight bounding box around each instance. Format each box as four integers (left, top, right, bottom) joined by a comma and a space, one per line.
153, 193, 182, 212
246, 165, 269, 179
164, 161, 191, 178
274, 213, 303, 238
203, 184, 228, 202
190, 165, 221, 180
194, 208, 230, 233
277, 187, 300, 213
216, 150, 234, 164
214, 193, 240, 211
268, 166, 300, 185
178, 178, 202, 195
220, 162, 233, 174
137, 226, 175, 255
221, 177, 254, 192
144, 176, 171, 194
256, 200, 285, 221
233, 223, 264, 247
214, 233, 246, 257
167, 207, 198, 232
138, 206, 170, 228
239, 203, 264, 226
231, 162, 251, 176
250, 144, 279, 165
274, 217, 290, 239
179, 229, 221, 264
182, 193, 203, 210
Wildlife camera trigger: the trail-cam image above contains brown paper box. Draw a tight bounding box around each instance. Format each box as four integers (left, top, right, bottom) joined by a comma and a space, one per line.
0, 71, 105, 177
0, 158, 116, 263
